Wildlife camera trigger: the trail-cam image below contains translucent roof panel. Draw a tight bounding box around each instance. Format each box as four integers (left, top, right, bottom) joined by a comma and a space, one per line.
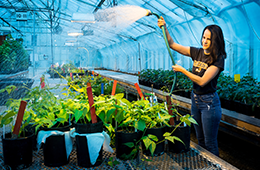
0, 0, 259, 80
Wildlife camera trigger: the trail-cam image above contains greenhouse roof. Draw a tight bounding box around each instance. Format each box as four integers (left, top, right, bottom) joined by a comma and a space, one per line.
0, 0, 260, 80
0, 0, 259, 49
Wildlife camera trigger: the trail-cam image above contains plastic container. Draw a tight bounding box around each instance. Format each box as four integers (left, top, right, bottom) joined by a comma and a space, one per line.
2, 132, 34, 169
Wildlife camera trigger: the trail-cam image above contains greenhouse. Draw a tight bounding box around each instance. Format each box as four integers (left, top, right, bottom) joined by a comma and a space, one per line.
0, 0, 259, 169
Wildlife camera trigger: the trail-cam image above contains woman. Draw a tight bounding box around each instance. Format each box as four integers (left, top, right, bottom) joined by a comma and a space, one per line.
158, 17, 226, 156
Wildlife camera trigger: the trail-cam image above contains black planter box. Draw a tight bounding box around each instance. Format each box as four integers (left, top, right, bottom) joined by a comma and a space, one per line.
220, 98, 232, 110
253, 106, 260, 119
2, 132, 34, 169
115, 128, 141, 160
142, 126, 166, 156
40, 125, 71, 167
49, 73, 67, 78
72, 73, 85, 77
167, 125, 191, 153
233, 101, 254, 116
75, 121, 104, 168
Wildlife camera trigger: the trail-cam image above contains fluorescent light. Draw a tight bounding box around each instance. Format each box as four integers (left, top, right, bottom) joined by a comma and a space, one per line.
0, 26, 11, 31
67, 32, 83, 36
71, 13, 95, 23
65, 42, 75, 46
66, 39, 77, 43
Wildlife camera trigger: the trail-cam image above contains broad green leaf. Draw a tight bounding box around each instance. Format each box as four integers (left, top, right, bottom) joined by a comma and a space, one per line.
115, 110, 125, 123
2, 117, 13, 126
149, 121, 157, 128
86, 110, 92, 122
114, 93, 124, 100
143, 137, 152, 150
56, 118, 66, 123
75, 109, 83, 122
104, 123, 114, 133
3, 111, 16, 120
188, 116, 198, 125
163, 132, 171, 137
149, 141, 156, 156
134, 119, 146, 131
123, 142, 134, 148
148, 134, 158, 142
47, 112, 55, 120
98, 111, 105, 123
165, 136, 184, 145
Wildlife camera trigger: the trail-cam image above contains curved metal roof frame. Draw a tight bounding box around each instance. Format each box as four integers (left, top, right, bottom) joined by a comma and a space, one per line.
0, 0, 259, 50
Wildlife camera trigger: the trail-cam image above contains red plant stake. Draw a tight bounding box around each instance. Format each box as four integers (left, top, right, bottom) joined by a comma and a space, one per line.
40, 77, 45, 89
87, 86, 97, 123
166, 96, 174, 125
111, 80, 117, 96
12, 101, 27, 138
134, 83, 145, 100
70, 73, 73, 80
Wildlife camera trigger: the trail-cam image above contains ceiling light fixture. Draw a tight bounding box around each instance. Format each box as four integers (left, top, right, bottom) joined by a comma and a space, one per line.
71, 13, 96, 23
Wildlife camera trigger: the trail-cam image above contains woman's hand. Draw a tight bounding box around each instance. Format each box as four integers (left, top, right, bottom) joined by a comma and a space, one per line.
172, 64, 185, 73
158, 16, 166, 28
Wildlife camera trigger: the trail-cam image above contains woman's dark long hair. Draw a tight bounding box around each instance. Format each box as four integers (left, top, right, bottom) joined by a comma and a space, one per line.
201, 25, 226, 65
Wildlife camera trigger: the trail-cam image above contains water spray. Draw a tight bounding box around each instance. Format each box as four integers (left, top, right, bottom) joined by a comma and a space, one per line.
146, 10, 177, 95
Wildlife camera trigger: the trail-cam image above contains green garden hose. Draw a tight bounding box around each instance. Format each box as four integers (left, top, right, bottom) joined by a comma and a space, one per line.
146, 11, 177, 95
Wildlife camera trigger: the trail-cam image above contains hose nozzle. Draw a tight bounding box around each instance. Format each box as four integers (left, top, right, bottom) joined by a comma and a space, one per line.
146, 9, 152, 16
145, 10, 160, 19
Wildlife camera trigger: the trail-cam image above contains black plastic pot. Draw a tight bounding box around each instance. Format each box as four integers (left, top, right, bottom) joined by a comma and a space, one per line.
142, 126, 166, 156
41, 124, 71, 167
184, 91, 191, 98
49, 72, 60, 78
24, 123, 38, 150
167, 125, 191, 153
72, 72, 85, 77
253, 106, 260, 119
220, 98, 231, 110
115, 128, 141, 160
138, 79, 145, 86
2, 132, 34, 169
75, 121, 103, 168
233, 101, 254, 116
75, 121, 103, 134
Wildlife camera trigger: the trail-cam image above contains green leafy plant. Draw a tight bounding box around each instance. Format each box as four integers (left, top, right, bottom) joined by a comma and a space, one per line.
0, 98, 35, 138
107, 157, 120, 168
20, 78, 71, 131
108, 96, 197, 157
47, 62, 77, 78
0, 34, 29, 74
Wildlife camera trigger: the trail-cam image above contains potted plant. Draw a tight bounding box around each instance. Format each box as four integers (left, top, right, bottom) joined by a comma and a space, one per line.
67, 86, 114, 168
69, 67, 85, 77
106, 94, 142, 160
0, 98, 35, 169
113, 95, 197, 158
111, 97, 173, 158
137, 100, 172, 156
25, 80, 73, 167
166, 111, 197, 153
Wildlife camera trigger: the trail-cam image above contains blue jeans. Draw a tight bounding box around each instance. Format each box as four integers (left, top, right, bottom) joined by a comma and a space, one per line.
191, 91, 222, 156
